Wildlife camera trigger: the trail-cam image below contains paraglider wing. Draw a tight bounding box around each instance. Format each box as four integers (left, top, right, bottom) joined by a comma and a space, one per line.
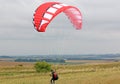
33, 2, 82, 32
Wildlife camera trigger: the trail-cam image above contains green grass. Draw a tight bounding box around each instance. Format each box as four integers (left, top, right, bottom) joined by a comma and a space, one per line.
0, 62, 120, 84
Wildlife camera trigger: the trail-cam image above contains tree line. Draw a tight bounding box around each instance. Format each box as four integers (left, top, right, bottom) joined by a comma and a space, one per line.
15, 58, 65, 63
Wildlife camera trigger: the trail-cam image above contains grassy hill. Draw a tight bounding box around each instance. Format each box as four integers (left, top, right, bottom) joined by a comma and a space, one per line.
0, 61, 120, 84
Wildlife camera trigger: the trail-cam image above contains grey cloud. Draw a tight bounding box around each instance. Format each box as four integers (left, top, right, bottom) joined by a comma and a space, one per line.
0, 0, 120, 55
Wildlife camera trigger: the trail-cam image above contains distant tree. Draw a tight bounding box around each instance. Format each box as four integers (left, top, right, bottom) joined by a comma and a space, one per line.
34, 61, 51, 73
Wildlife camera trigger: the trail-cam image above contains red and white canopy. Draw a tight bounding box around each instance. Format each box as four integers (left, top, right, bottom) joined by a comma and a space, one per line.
33, 2, 82, 32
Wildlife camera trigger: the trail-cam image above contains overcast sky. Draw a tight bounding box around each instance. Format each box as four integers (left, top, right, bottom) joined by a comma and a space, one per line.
0, 0, 120, 56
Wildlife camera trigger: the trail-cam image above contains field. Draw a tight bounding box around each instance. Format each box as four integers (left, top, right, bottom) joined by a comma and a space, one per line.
0, 60, 120, 84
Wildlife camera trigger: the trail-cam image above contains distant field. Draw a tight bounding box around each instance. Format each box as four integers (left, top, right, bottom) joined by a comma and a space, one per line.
0, 61, 120, 84
66, 59, 119, 64
0, 61, 33, 67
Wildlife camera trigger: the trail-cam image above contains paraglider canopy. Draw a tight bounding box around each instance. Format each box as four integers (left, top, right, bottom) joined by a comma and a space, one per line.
33, 2, 82, 32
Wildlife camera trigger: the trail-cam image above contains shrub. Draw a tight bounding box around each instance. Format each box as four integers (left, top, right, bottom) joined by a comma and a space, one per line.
34, 61, 51, 73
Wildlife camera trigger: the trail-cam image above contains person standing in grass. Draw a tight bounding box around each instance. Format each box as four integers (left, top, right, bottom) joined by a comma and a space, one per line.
50, 69, 58, 84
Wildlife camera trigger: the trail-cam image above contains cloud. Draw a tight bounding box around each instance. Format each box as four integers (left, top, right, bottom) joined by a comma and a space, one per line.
0, 0, 120, 55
